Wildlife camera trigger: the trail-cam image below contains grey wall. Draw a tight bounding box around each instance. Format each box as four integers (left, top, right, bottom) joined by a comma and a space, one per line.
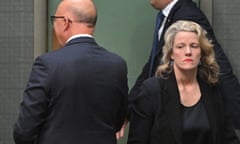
0, 0, 34, 144
213, 0, 240, 79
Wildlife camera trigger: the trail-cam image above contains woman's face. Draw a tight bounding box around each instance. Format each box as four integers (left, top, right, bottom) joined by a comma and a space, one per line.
171, 31, 201, 72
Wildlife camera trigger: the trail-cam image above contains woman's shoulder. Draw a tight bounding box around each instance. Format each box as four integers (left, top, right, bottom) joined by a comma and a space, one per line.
141, 77, 166, 95
135, 77, 165, 116
143, 76, 163, 86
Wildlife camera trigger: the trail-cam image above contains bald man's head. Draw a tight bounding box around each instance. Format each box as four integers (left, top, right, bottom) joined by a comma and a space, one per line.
59, 0, 97, 27
53, 0, 97, 46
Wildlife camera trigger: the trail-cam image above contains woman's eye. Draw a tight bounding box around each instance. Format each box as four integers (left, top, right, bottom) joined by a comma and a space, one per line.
191, 44, 199, 48
176, 45, 184, 49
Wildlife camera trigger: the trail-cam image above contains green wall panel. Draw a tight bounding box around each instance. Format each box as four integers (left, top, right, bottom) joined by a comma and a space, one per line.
94, 1, 155, 89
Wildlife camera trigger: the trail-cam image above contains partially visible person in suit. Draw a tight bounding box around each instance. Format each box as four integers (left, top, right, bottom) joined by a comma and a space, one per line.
13, 0, 128, 144
128, 0, 240, 130
127, 20, 239, 144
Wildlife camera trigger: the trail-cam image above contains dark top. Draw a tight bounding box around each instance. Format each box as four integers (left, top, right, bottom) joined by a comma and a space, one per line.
127, 72, 239, 144
182, 97, 212, 144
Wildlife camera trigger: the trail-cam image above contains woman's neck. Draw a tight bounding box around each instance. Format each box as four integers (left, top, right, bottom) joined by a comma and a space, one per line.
174, 68, 198, 86
173, 67, 201, 107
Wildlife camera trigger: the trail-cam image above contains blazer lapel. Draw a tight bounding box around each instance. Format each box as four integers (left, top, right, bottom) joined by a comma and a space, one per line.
156, 0, 182, 58
163, 73, 182, 144
199, 79, 218, 144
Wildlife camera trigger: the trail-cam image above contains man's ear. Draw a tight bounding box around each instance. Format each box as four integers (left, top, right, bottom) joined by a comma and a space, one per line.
63, 17, 70, 31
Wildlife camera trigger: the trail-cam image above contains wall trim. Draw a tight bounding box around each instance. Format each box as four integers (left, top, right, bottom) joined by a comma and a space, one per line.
34, 0, 47, 59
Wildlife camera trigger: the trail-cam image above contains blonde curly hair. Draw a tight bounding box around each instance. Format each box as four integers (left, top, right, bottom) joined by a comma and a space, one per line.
155, 20, 219, 84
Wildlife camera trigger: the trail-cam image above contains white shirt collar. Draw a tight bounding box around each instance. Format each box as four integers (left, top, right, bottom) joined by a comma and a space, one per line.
157, 0, 178, 40
66, 34, 93, 43
162, 0, 178, 17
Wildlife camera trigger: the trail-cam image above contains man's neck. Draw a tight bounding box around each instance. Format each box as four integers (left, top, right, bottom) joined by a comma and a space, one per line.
66, 34, 93, 43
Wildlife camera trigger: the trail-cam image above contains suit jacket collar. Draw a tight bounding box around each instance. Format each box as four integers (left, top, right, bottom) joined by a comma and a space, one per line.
162, 0, 178, 17
65, 37, 98, 47
162, 72, 218, 144
66, 34, 93, 43
156, 0, 188, 56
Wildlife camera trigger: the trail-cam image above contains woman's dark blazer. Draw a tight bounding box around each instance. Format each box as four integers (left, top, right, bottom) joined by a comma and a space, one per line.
127, 72, 239, 144
128, 0, 240, 128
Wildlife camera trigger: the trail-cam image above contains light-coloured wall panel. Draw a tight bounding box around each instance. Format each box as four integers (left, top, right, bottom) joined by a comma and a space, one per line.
34, 0, 47, 58
213, 0, 240, 79
200, 0, 213, 24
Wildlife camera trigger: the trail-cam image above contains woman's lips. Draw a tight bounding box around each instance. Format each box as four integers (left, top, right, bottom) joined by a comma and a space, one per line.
184, 59, 193, 62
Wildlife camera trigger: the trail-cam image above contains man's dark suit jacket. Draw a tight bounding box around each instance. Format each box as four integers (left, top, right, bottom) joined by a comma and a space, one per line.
129, 0, 240, 128
127, 73, 239, 144
13, 37, 128, 144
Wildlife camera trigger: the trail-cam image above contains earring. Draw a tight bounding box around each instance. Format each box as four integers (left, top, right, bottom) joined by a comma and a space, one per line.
170, 60, 174, 66
198, 60, 202, 66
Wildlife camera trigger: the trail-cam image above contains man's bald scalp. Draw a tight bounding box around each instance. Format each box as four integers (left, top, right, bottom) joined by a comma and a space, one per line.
62, 0, 97, 27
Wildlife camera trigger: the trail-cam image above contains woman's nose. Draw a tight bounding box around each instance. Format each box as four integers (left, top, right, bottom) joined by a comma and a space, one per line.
185, 47, 192, 56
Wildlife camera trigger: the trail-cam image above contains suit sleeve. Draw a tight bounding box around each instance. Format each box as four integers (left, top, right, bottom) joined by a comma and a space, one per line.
13, 56, 51, 144
127, 79, 158, 144
220, 90, 240, 144
128, 61, 151, 119
116, 59, 129, 131
223, 111, 240, 144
